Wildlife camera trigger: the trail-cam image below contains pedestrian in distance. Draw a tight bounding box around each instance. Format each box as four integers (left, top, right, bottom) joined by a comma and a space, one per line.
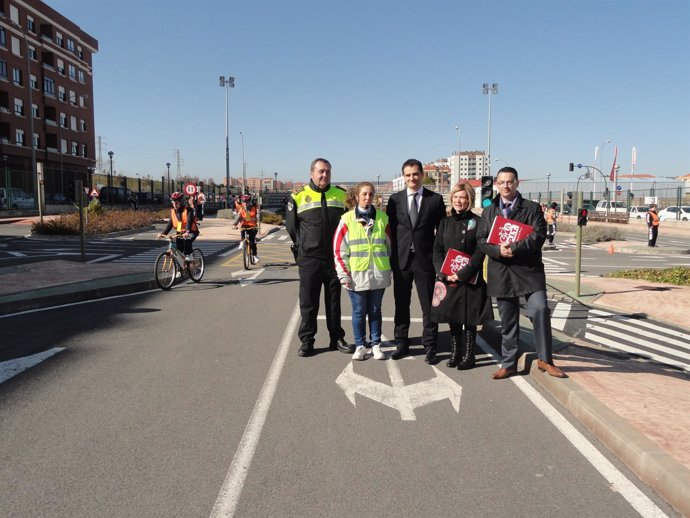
196, 191, 206, 221
477, 166, 567, 380
334, 181, 392, 361
431, 182, 492, 369
544, 202, 558, 246
647, 203, 659, 247
387, 158, 446, 364
286, 158, 352, 357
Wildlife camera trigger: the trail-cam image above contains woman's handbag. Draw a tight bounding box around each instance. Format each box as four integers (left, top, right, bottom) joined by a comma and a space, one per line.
430, 280, 464, 323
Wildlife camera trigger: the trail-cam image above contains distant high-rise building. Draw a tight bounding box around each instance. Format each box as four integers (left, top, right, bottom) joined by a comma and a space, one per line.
449, 151, 488, 186
0, 0, 98, 200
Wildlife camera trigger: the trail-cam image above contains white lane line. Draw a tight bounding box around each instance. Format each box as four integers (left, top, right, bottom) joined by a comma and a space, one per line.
543, 257, 569, 266
475, 336, 669, 518
209, 303, 301, 518
0, 347, 65, 384
7, 251, 27, 257
551, 302, 571, 331
88, 254, 121, 264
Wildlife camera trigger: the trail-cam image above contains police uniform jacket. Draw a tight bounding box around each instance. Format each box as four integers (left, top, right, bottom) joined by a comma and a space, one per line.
477, 193, 547, 298
286, 180, 347, 261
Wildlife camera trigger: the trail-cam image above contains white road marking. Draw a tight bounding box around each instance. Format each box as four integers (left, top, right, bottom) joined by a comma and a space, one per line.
584, 329, 689, 370
209, 303, 301, 518
589, 309, 690, 341
278, 235, 289, 241
88, 254, 121, 264
475, 336, 669, 518
7, 251, 27, 257
230, 268, 265, 287
0, 347, 65, 384
551, 302, 572, 331
588, 316, 690, 352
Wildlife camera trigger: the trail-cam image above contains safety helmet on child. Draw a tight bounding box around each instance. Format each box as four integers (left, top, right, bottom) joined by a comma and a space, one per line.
241, 194, 251, 202
170, 192, 184, 202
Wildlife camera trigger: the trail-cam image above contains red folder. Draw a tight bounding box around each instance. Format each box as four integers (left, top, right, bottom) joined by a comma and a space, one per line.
440, 249, 478, 284
487, 215, 533, 245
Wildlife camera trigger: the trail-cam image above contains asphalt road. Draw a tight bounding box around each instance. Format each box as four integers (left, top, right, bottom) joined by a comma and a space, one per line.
0, 236, 679, 517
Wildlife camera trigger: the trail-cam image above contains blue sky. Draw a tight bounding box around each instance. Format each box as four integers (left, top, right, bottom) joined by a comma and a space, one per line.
54, 0, 689, 185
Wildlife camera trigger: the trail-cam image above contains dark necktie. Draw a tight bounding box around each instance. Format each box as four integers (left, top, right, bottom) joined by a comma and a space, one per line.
410, 192, 419, 226
503, 202, 511, 218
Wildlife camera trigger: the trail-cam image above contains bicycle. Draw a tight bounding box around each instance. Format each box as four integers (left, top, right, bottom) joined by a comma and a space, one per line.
154, 233, 205, 290
237, 226, 258, 270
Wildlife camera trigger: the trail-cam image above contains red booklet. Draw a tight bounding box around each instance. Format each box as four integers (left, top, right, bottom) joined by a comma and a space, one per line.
440, 249, 478, 284
488, 215, 534, 245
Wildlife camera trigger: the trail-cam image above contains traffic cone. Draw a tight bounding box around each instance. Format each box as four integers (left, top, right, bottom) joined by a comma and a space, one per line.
608, 243, 615, 254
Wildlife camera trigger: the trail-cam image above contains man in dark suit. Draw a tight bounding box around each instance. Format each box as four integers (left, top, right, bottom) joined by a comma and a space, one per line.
387, 158, 446, 363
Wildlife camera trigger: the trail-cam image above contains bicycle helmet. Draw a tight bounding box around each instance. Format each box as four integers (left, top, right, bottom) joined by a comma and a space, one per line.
241, 194, 251, 202
171, 192, 184, 202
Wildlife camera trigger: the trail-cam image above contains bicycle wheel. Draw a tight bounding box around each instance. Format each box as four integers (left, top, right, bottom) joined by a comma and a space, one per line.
243, 239, 251, 270
188, 248, 205, 282
155, 252, 177, 290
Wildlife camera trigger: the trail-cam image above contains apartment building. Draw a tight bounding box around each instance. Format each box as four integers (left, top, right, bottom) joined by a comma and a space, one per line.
448, 151, 488, 186
0, 0, 97, 201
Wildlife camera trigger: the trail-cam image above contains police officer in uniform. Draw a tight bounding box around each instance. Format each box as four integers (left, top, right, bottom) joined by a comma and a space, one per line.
286, 158, 353, 357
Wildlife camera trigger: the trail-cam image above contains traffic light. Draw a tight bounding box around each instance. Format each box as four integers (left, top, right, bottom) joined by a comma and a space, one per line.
480, 176, 493, 208
569, 162, 574, 172
577, 208, 588, 226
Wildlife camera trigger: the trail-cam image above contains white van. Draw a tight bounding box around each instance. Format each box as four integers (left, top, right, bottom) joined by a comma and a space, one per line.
595, 200, 627, 213
0, 187, 35, 210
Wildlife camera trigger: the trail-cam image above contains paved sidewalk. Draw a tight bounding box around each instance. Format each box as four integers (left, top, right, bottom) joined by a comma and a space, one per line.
1, 217, 689, 515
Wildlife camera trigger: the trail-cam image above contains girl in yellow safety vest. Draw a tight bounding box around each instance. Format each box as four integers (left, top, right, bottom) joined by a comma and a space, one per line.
334, 182, 392, 361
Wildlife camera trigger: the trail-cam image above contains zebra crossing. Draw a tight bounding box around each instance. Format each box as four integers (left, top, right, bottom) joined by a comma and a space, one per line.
259, 233, 290, 242
111, 240, 233, 264
548, 300, 690, 372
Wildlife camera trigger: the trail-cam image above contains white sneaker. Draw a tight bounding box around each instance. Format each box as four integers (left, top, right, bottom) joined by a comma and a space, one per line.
371, 343, 385, 360
352, 346, 367, 361
252, 255, 260, 264
185, 254, 194, 261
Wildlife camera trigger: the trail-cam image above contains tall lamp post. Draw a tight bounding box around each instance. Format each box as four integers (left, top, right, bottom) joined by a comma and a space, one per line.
274, 172, 278, 191
482, 83, 498, 176
219, 75, 235, 201
107, 151, 114, 204
165, 162, 171, 198
239, 131, 246, 194
546, 173, 551, 203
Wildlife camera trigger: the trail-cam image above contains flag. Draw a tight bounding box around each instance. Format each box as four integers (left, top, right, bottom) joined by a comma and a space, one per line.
609, 145, 618, 181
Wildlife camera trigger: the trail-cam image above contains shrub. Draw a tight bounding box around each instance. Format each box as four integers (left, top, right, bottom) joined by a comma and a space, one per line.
261, 212, 283, 225
32, 208, 161, 235
606, 267, 690, 286
558, 221, 624, 243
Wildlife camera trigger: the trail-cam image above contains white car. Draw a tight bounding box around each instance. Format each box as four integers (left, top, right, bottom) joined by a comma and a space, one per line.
658, 206, 690, 222
628, 206, 649, 220
0, 187, 35, 210
594, 200, 627, 213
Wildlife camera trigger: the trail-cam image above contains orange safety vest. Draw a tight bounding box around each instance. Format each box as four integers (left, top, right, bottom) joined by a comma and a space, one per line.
170, 208, 198, 233
239, 205, 258, 228
649, 211, 659, 227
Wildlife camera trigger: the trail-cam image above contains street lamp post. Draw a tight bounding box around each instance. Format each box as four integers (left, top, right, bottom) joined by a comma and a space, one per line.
219, 75, 235, 201
107, 151, 114, 204
165, 162, 171, 197
482, 83, 498, 176
274, 172, 278, 191
546, 173, 551, 203
239, 131, 246, 195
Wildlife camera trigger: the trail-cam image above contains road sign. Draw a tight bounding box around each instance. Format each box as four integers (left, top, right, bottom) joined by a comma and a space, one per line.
335, 362, 462, 421
183, 183, 197, 196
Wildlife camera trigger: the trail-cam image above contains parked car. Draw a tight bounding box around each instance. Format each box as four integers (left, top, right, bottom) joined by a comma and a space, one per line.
46, 193, 68, 204
99, 186, 133, 204
658, 206, 690, 222
0, 187, 35, 210
628, 206, 649, 220
595, 200, 627, 213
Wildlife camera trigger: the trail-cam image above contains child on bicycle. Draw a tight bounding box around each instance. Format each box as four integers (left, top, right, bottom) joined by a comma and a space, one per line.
158, 191, 200, 261
233, 194, 259, 264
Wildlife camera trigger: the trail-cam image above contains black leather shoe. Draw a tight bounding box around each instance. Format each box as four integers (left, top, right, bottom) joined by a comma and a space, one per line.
331, 338, 354, 354
390, 341, 410, 360
298, 342, 314, 357
424, 347, 437, 365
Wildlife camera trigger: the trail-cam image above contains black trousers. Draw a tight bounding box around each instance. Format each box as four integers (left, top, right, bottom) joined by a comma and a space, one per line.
392, 251, 438, 348
297, 256, 345, 345
648, 226, 658, 247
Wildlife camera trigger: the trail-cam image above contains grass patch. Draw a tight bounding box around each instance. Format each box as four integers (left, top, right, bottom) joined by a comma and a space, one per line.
559, 222, 624, 243
605, 266, 690, 286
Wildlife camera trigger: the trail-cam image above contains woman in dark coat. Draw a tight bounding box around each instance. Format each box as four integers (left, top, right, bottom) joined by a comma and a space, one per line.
432, 182, 493, 369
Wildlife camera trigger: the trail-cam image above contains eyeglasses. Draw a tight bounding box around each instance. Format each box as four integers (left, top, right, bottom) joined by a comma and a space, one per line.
496, 180, 516, 186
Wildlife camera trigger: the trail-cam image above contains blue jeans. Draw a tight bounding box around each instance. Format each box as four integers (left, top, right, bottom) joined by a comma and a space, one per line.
347, 289, 385, 347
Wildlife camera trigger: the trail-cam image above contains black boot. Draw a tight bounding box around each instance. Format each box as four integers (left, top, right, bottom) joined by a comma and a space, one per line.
446, 324, 463, 368
457, 326, 476, 370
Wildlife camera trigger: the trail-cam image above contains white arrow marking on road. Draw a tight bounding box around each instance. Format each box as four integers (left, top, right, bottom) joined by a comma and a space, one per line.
335, 362, 462, 421
230, 268, 265, 286
0, 347, 65, 384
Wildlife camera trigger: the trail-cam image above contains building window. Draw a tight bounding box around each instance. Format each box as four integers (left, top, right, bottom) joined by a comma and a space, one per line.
16, 129, 25, 146
79, 95, 87, 107
55, 32, 63, 47
57, 58, 65, 75
14, 98, 24, 116
78, 70, 85, 84
71, 141, 78, 155
67, 39, 75, 53
43, 77, 55, 96
10, 5, 19, 24
0, 28, 6, 48
29, 45, 36, 60
81, 144, 87, 158
33, 133, 40, 149
58, 86, 66, 102
69, 90, 76, 105
12, 68, 22, 86
32, 104, 39, 118
30, 74, 38, 89
68, 65, 76, 81
61, 138, 67, 154
70, 115, 77, 131
27, 16, 35, 33
11, 36, 20, 56
80, 119, 86, 131
0, 59, 7, 79
60, 113, 67, 127
77, 46, 83, 60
